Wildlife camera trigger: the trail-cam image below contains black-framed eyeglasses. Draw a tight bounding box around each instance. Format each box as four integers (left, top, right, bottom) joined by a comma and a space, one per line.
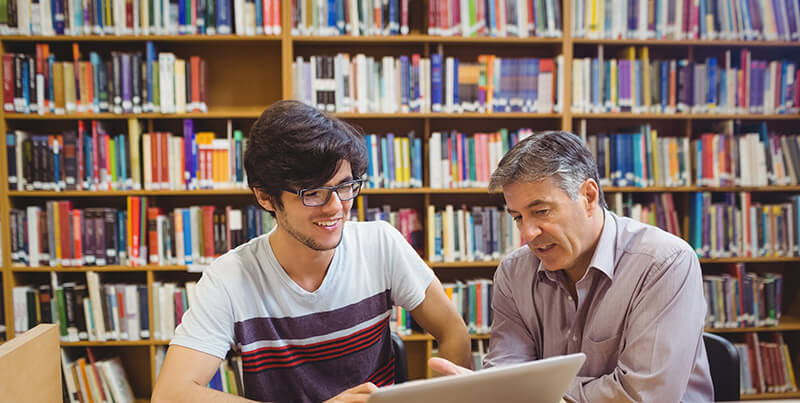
285, 179, 364, 207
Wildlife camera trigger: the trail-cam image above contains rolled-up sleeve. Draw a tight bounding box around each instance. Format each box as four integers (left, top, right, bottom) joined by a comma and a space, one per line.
483, 260, 539, 368
565, 249, 708, 402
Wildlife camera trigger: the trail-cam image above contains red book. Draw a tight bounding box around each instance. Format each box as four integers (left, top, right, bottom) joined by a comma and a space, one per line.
190, 57, 200, 112
199, 58, 208, 111
59, 201, 73, 265
91, 121, 100, 190
72, 43, 81, 109
3, 53, 14, 112
85, 348, 108, 402
130, 197, 141, 266
174, 290, 184, 325
160, 132, 169, 189
77, 121, 85, 189
147, 207, 163, 264
72, 209, 83, 266
151, 131, 160, 189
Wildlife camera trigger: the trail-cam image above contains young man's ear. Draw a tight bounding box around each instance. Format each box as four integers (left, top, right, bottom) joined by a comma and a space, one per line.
253, 188, 277, 213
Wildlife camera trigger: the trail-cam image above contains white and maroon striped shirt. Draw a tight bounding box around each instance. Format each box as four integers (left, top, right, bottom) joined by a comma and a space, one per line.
171, 220, 434, 402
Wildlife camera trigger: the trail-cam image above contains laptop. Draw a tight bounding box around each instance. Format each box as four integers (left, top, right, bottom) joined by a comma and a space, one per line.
367, 353, 586, 403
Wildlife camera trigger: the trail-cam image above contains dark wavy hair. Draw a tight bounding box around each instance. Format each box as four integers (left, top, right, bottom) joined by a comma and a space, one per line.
245, 100, 368, 210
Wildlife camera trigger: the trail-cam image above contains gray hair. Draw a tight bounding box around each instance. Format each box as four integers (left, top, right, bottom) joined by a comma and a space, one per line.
489, 131, 607, 209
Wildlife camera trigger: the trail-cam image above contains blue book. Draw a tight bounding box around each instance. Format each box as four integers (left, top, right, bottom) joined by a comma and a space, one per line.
460, 132, 467, 185
52, 0, 66, 34
119, 134, 128, 188
183, 119, 194, 189
388, 0, 397, 34
21, 59, 29, 113
707, 57, 716, 107
138, 285, 149, 338
146, 42, 156, 112
182, 209, 193, 263
364, 135, 374, 187
660, 60, 668, 111
399, 56, 409, 111
633, 133, 642, 187
530, 58, 540, 112
217, 0, 232, 34
486, 0, 496, 35
413, 137, 422, 187
431, 53, 443, 112
591, 58, 599, 111
95, 0, 104, 31
179, 0, 186, 32
255, 0, 263, 32
780, 61, 788, 112
699, 0, 706, 38
387, 133, 396, 187
234, 130, 243, 183
246, 206, 256, 240
452, 58, 459, 111
328, 0, 337, 32
691, 192, 703, 256
117, 210, 126, 260
337, 0, 346, 33
381, 136, 390, 188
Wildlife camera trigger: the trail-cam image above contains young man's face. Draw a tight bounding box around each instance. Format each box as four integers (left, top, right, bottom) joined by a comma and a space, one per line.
272, 160, 355, 252
503, 177, 595, 277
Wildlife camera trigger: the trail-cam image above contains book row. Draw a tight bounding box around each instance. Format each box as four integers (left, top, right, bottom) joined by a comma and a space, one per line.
426, 204, 521, 263
571, 47, 799, 115
571, 0, 800, 41
0, 0, 280, 36
735, 333, 798, 395
703, 263, 782, 328
391, 279, 494, 336
688, 192, 800, 258
11, 272, 205, 345
355, 198, 425, 257
153, 345, 243, 397
4, 43, 209, 115
428, 128, 529, 189
61, 349, 136, 403
292, 53, 562, 114
426, 0, 563, 37
607, 192, 683, 237
6, 119, 249, 192
8, 200, 277, 267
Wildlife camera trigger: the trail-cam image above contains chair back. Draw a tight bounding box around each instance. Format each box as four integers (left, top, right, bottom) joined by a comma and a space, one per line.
391, 332, 409, 384
703, 332, 740, 402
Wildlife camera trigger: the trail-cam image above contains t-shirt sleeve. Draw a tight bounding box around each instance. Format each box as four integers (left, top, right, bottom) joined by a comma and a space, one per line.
171, 267, 236, 359
380, 221, 435, 311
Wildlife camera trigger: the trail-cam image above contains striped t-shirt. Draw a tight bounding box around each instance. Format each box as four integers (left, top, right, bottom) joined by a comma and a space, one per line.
171, 220, 434, 402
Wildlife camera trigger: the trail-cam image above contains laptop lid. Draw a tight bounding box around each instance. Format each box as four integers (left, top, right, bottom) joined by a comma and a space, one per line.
367, 353, 586, 403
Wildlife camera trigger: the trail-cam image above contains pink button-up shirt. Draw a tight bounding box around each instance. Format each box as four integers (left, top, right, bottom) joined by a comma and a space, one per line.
485, 210, 714, 402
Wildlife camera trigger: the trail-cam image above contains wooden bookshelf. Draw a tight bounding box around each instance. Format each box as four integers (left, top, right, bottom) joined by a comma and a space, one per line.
2, 0, 800, 399
741, 391, 800, 400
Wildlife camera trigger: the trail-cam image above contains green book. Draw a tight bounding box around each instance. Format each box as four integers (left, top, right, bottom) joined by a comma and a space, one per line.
153, 61, 160, 111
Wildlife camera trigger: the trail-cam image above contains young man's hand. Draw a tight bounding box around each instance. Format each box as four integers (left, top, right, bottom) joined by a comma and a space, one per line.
323, 382, 378, 403
428, 357, 474, 376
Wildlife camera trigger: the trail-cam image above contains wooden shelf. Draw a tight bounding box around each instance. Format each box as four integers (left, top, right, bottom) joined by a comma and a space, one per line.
740, 391, 800, 400
10, 185, 800, 198
572, 112, 800, 119
0, 35, 283, 42
1, 107, 268, 120
430, 261, 500, 268
706, 317, 800, 333
292, 35, 563, 44
572, 38, 800, 47
332, 112, 562, 119
700, 257, 800, 263
62, 340, 153, 346
10, 265, 187, 272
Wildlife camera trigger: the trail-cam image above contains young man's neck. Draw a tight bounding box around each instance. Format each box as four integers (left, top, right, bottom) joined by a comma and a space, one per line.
269, 231, 336, 293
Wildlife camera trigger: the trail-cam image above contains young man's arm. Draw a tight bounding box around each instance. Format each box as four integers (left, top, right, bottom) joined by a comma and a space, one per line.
410, 277, 472, 369
151, 345, 255, 403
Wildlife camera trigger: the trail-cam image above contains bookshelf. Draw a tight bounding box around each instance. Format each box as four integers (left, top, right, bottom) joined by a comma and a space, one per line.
2, 0, 800, 399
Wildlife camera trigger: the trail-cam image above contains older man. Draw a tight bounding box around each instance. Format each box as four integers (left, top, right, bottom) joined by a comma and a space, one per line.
431, 131, 713, 402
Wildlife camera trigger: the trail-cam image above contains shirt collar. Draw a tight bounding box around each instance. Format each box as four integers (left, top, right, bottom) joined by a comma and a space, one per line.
536, 209, 618, 282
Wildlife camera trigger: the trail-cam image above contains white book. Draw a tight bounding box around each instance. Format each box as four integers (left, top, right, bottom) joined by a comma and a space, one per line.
86, 271, 107, 342
443, 205, 454, 262
142, 133, 153, 190
124, 285, 140, 341
191, 206, 202, 264
101, 358, 136, 403
151, 282, 162, 340
161, 282, 177, 339
159, 53, 176, 114
175, 58, 187, 114
430, 132, 442, 188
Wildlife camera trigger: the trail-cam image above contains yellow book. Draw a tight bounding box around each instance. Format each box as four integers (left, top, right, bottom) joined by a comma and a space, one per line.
589, 0, 598, 36
443, 205, 453, 262
773, 205, 781, 256
401, 137, 410, 187
427, 204, 436, 261
783, 344, 798, 390
357, 195, 366, 222
63, 62, 77, 114
610, 60, 617, 110
639, 47, 651, 111
668, 138, 678, 186
393, 137, 402, 188
128, 119, 141, 190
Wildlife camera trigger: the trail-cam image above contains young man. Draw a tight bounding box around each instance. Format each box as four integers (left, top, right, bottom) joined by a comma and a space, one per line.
430, 131, 713, 402
152, 100, 471, 403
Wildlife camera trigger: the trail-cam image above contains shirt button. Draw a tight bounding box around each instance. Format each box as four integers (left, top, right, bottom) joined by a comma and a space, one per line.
572, 335, 578, 342
566, 329, 571, 335
568, 296, 573, 301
